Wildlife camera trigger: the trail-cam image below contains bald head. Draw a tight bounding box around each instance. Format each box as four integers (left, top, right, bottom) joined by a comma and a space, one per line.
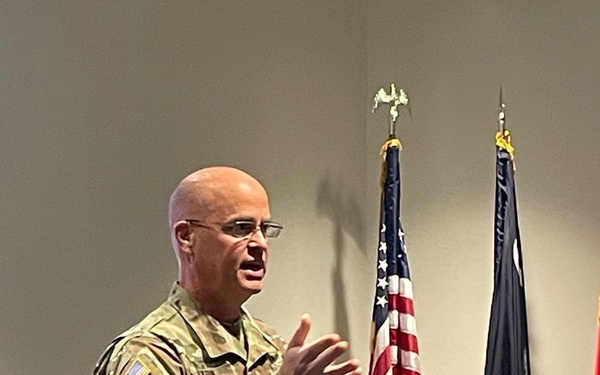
169, 166, 269, 233
168, 166, 273, 317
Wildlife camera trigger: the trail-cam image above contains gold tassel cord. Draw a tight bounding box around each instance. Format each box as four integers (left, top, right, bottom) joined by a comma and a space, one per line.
495, 129, 515, 160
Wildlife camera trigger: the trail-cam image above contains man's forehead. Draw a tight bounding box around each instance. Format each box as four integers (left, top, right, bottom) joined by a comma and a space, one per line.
192, 179, 268, 215
170, 166, 270, 220
190, 176, 266, 199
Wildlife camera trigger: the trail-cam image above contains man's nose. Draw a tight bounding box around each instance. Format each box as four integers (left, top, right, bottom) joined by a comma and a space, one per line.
248, 227, 269, 248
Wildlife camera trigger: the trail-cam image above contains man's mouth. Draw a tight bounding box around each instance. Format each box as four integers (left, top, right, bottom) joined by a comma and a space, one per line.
240, 262, 265, 279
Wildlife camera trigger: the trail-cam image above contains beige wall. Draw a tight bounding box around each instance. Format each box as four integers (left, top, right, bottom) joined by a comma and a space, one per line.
0, 1, 597, 374
367, 1, 600, 374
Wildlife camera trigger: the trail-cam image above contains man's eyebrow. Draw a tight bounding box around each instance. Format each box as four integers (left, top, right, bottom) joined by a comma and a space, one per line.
225, 216, 256, 223
225, 216, 272, 223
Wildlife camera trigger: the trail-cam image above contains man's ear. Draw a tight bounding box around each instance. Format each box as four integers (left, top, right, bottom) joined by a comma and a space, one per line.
174, 221, 193, 255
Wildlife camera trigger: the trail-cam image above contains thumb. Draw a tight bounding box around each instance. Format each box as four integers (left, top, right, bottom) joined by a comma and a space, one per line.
287, 313, 311, 348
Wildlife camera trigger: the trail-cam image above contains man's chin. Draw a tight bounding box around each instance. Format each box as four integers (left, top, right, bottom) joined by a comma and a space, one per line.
238, 268, 266, 294
242, 279, 263, 291
238, 273, 264, 294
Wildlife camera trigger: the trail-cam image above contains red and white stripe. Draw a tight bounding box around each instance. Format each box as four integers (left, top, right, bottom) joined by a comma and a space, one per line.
371, 276, 421, 375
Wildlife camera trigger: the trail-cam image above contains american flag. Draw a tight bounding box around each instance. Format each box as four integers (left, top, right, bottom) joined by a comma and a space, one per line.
369, 138, 421, 375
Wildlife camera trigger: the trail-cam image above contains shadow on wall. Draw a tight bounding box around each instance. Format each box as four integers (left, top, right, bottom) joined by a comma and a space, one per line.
316, 176, 367, 360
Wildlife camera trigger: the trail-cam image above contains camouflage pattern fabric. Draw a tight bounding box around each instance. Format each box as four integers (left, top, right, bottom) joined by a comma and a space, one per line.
93, 283, 286, 374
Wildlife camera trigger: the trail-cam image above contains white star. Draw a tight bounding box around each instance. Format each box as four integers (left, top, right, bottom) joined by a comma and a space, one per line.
378, 242, 387, 253
376, 296, 388, 308
398, 229, 405, 238
378, 259, 388, 271
380, 224, 386, 233
377, 278, 389, 289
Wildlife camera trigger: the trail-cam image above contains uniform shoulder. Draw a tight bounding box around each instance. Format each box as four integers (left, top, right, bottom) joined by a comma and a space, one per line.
120, 301, 195, 351
93, 302, 186, 375
134, 301, 178, 331
95, 332, 186, 375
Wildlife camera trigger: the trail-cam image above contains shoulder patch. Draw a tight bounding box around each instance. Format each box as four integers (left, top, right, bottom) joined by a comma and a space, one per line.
127, 359, 151, 375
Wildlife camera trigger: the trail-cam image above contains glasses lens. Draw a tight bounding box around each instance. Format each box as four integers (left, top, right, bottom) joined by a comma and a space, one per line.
223, 220, 283, 238
228, 221, 257, 237
263, 223, 283, 238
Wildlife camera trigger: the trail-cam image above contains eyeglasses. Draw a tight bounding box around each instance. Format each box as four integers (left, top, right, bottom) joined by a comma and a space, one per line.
185, 219, 283, 239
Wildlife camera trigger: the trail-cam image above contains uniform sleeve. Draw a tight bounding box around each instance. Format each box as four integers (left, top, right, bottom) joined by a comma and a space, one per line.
106, 336, 187, 375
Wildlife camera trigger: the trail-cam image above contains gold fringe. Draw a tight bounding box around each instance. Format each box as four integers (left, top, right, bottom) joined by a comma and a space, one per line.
495, 129, 515, 160
380, 136, 403, 156
379, 136, 402, 187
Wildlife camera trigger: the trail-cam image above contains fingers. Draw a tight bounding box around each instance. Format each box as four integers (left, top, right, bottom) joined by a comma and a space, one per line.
283, 315, 362, 375
287, 313, 312, 348
305, 340, 362, 375
324, 359, 362, 375
301, 334, 342, 364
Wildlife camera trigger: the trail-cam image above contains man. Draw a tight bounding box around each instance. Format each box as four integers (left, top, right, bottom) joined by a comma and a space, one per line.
93, 166, 362, 375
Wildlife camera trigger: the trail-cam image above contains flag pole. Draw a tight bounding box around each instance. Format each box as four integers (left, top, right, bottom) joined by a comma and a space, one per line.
498, 86, 506, 133
495, 87, 515, 161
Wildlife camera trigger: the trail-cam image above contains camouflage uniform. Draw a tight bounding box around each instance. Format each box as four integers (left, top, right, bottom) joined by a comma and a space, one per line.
93, 283, 286, 375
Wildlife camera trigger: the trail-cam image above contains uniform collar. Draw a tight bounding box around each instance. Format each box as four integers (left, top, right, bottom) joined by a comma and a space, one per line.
167, 283, 280, 368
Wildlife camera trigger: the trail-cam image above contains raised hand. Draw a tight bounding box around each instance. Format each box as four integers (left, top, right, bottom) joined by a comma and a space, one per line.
278, 314, 362, 375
